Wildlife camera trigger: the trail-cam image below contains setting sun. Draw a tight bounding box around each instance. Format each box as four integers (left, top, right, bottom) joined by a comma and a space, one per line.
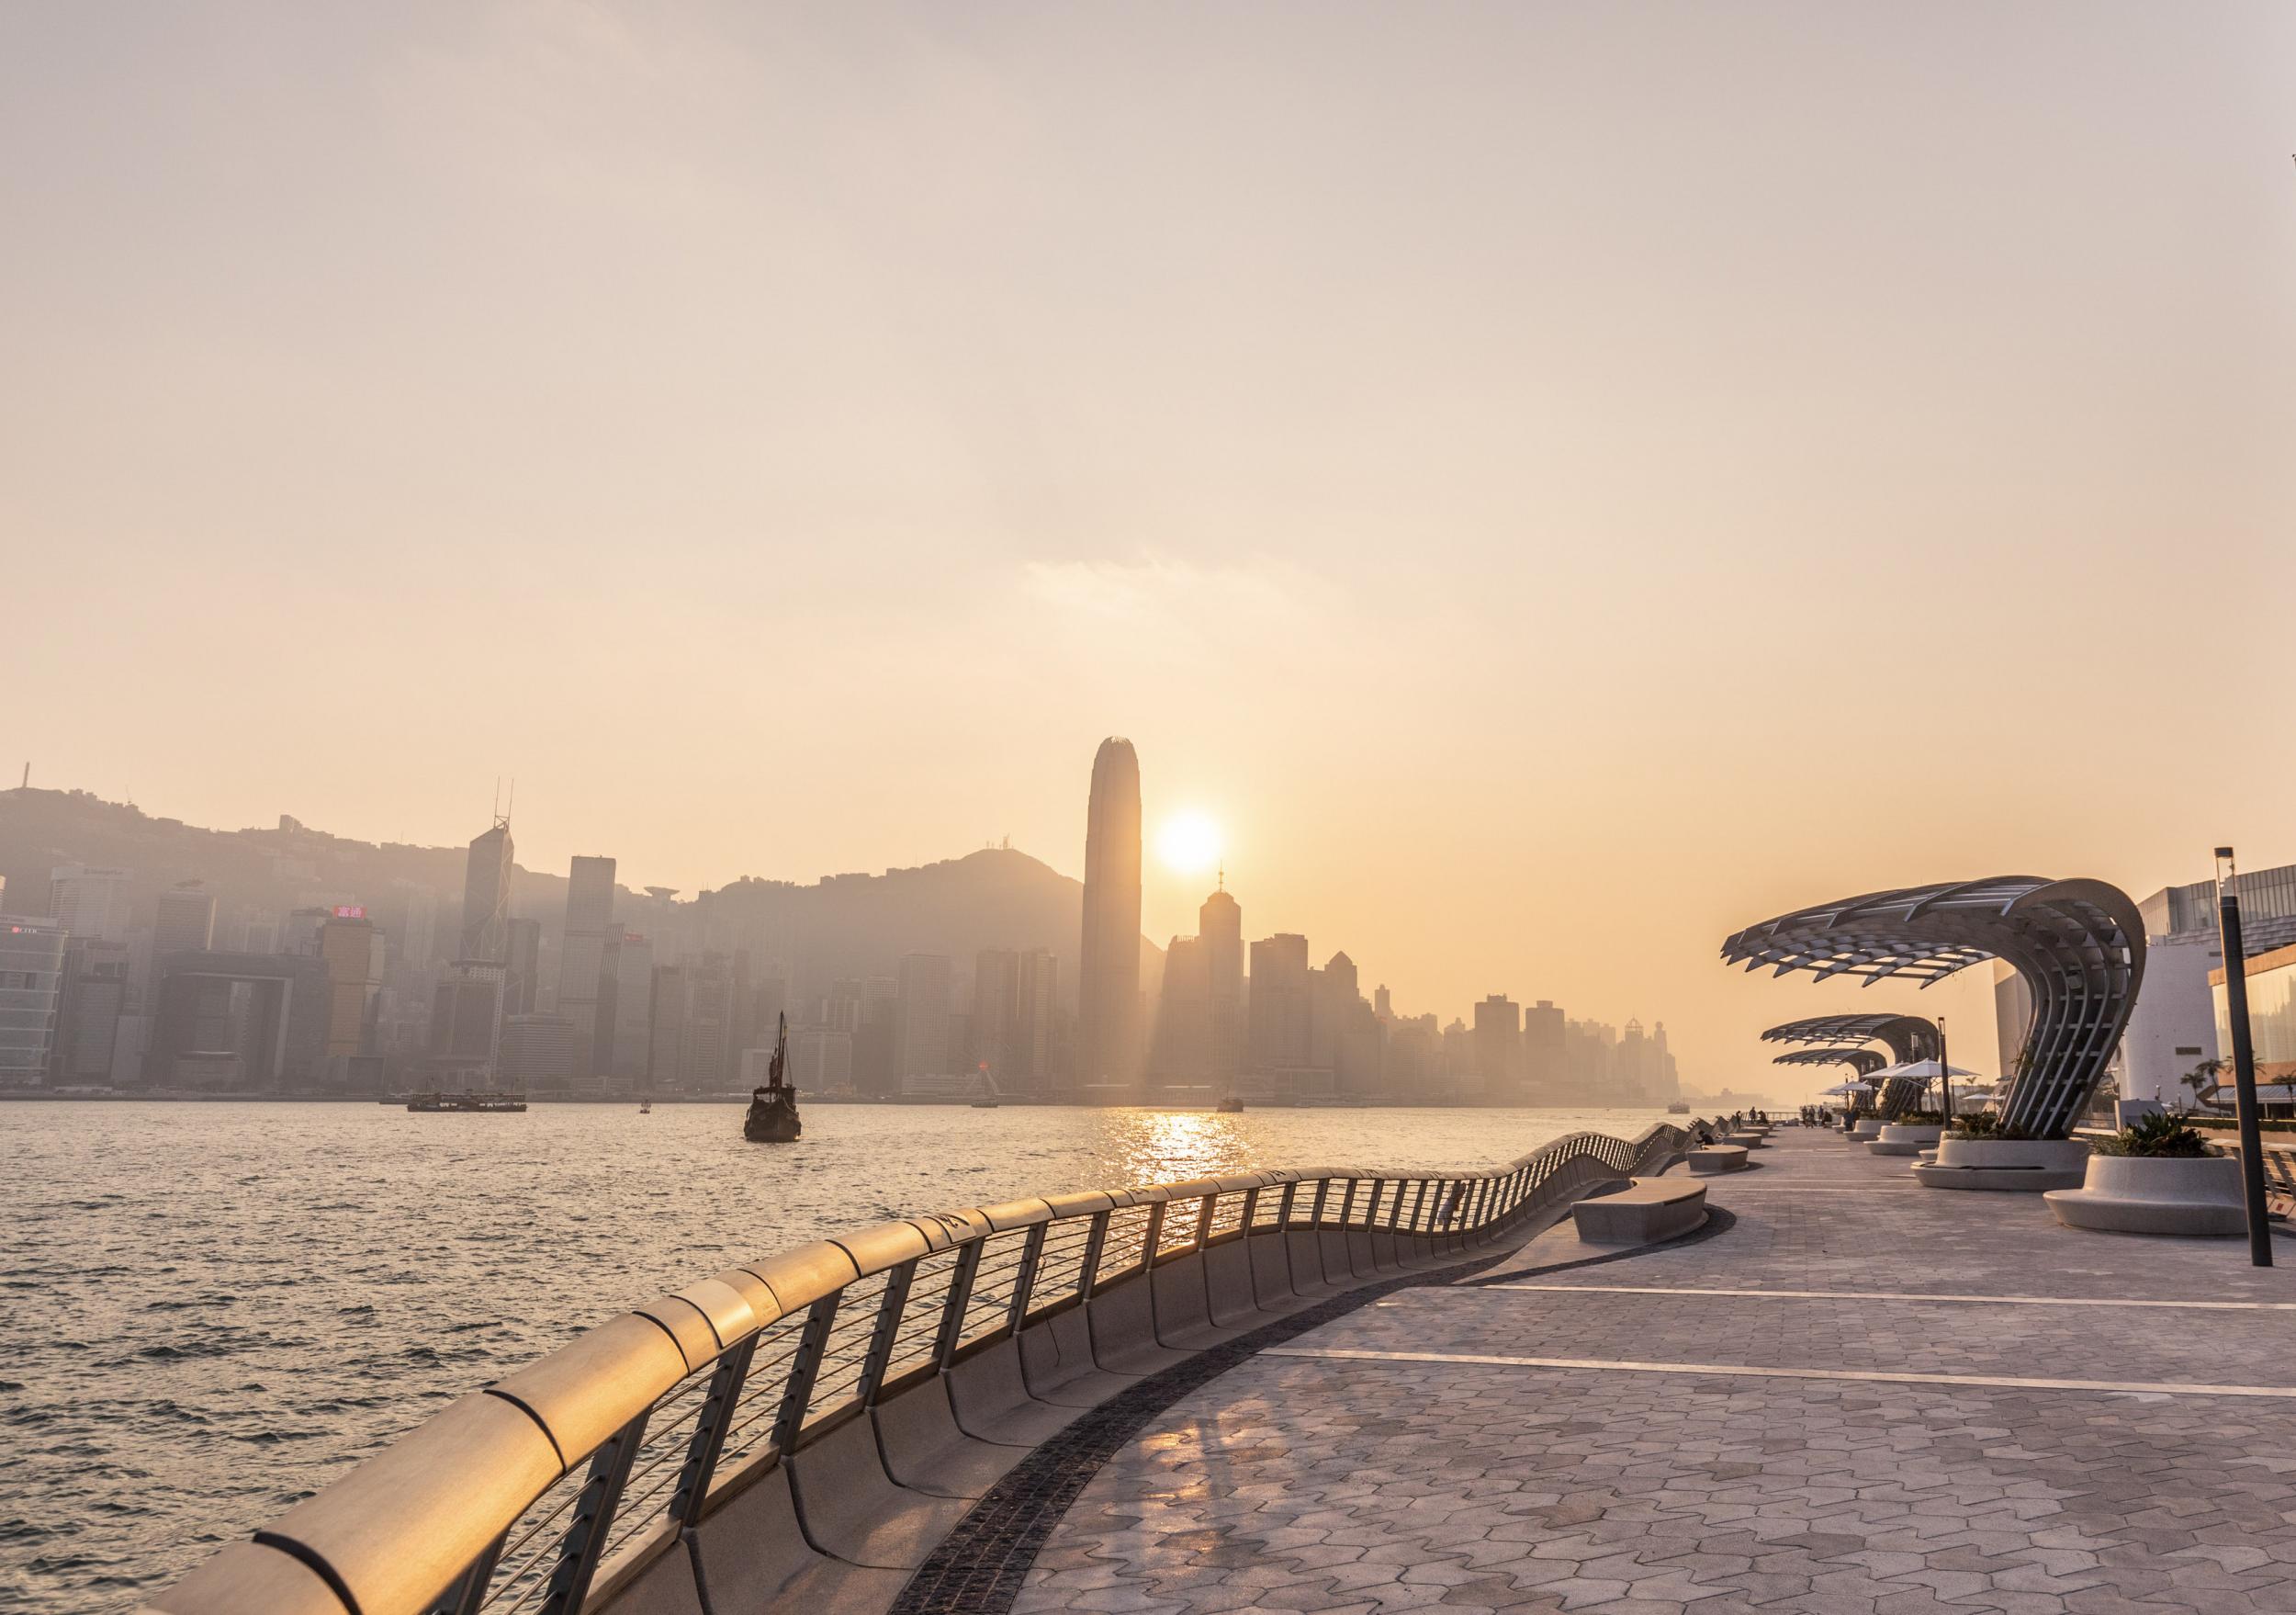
1155, 809, 1223, 876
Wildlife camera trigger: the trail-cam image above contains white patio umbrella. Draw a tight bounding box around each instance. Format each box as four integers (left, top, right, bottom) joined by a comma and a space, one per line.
1818, 1080, 1874, 1097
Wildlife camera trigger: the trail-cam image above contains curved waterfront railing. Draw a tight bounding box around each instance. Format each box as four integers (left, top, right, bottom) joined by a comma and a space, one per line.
150, 1121, 1713, 1615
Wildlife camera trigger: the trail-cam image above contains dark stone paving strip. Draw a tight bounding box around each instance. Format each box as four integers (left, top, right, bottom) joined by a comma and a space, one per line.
887, 1207, 1720, 1615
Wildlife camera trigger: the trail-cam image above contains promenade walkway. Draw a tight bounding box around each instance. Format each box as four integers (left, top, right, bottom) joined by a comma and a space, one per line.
1008, 1128, 2296, 1615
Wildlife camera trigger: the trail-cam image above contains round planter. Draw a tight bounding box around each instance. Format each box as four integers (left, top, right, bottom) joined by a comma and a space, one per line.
1868, 1124, 1943, 1158
1848, 1118, 1885, 1139
1912, 1135, 2089, 1192
2043, 1154, 2249, 1237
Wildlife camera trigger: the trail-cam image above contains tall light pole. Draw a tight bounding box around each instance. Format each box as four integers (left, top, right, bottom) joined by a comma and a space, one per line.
2214, 847, 2273, 1269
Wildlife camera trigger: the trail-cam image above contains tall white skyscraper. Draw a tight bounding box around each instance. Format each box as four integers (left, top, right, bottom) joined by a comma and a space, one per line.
48, 865, 132, 943
558, 855, 616, 1078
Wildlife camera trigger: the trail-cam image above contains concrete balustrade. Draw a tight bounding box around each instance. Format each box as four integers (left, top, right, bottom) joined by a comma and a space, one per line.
144, 1123, 1713, 1615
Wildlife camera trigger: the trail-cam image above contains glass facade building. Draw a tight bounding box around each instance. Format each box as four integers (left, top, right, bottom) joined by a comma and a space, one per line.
0, 917, 70, 1083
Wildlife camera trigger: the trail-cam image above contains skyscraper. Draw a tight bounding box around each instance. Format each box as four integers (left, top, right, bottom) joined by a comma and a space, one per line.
1200, 881, 1244, 1080
1078, 737, 1142, 1088
504, 918, 542, 1016
458, 817, 513, 963
1473, 994, 1521, 1102
1247, 933, 1311, 1072
47, 865, 131, 943
153, 883, 217, 955
895, 953, 952, 1081
558, 855, 615, 1078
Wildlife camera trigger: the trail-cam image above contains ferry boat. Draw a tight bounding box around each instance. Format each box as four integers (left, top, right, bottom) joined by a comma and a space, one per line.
743, 1014, 801, 1143
1215, 1095, 1244, 1113
1666, 1100, 1690, 1114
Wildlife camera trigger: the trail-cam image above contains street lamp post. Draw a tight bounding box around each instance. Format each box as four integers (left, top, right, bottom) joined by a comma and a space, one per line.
2214, 847, 2273, 1270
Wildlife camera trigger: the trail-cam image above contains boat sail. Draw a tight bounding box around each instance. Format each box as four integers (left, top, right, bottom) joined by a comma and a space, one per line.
743, 1013, 802, 1143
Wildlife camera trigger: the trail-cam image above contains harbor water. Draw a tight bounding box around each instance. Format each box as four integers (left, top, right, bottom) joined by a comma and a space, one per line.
0, 1100, 1684, 1611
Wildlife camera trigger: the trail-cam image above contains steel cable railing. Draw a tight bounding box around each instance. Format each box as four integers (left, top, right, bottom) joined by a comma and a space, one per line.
152, 1120, 1714, 1615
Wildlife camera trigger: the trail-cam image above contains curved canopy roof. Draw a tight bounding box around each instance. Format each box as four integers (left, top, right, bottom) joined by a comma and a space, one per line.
1759, 1013, 1939, 1063
1770, 1047, 1888, 1077
1722, 875, 2144, 1140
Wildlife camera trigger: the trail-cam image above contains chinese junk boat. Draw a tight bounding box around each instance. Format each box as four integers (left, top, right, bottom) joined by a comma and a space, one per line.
743, 1013, 801, 1144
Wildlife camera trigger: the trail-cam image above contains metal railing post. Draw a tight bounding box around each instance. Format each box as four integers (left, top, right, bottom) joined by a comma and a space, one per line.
771, 1293, 839, 1455
1007, 1222, 1048, 1331
933, 1239, 985, 1370
668, 1336, 757, 1528
1142, 1201, 1167, 1264
1194, 1193, 1217, 1248
859, 1259, 916, 1406
536, 1405, 651, 1615
1078, 1210, 1111, 1298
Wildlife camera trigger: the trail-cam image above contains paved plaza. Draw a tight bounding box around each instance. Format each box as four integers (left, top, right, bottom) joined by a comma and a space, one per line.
1010, 1130, 2296, 1615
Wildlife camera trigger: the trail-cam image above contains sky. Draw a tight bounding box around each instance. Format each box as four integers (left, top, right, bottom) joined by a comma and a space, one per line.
6, 3, 2294, 1098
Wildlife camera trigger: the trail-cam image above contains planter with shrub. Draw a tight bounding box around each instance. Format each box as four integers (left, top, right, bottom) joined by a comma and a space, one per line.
2043, 1114, 2249, 1236
1911, 1111, 2089, 1191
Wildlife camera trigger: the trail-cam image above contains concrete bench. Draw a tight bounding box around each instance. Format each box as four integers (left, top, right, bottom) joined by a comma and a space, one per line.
1688, 1145, 1750, 1175
1722, 1130, 1765, 1149
1571, 1178, 1707, 1245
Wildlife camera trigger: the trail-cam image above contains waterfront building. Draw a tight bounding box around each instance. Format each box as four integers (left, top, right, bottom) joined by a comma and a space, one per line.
647, 963, 689, 1090
973, 948, 1056, 1090
782, 1026, 852, 1092
2113, 860, 2296, 1105
1078, 737, 1142, 1087
52, 937, 130, 1082
47, 864, 131, 943
152, 883, 216, 956
602, 932, 655, 1085
1200, 882, 1244, 1081
896, 952, 952, 1079
1152, 935, 1210, 1080
1247, 932, 1311, 1073
683, 952, 737, 1090
2212, 941, 2296, 1109
505, 918, 541, 1017
428, 960, 508, 1084
150, 951, 331, 1089
457, 818, 513, 963
1523, 999, 1565, 1102
3, 918, 74, 1082
500, 1012, 577, 1087
1472, 993, 1520, 1101
317, 909, 383, 1061
558, 855, 616, 1078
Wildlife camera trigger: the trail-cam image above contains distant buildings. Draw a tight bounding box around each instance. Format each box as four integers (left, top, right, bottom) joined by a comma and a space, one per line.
150, 951, 331, 1090
1078, 738, 1142, 1089
974, 947, 1057, 1090
896, 953, 952, 1080
1247, 932, 1311, 1077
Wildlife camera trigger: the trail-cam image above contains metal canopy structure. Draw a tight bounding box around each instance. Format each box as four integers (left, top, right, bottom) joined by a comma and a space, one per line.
1769, 1045, 1907, 1114
1771, 1047, 1888, 1077
1760, 1013, 1940, 1064
1722, 875, 2145, 1140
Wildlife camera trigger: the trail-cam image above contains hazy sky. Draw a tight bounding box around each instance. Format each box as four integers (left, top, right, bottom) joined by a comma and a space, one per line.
7, 3, 2294, 1096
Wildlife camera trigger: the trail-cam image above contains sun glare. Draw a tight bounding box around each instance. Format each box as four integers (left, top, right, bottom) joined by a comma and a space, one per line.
1156, 810, 1223, 876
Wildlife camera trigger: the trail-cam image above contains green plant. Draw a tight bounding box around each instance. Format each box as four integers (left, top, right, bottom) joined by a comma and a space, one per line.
1893, 1109, 1946, 1125
2091, 1112, 2212, 1158
1948, 1111, 2032, 1141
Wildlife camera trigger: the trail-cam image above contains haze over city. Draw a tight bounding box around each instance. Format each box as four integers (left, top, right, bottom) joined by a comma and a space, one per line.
5, 3, 2296, 1091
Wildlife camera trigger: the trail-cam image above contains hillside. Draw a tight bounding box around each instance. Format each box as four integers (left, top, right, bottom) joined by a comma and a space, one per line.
0, 787, 1158, 1008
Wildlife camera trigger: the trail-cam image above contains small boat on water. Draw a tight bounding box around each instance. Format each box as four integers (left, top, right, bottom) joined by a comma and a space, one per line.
744, 1014, 801, 1143
638, 1097, 653, 1114
1215, 1095, 1244, 1113
1666, 1101, 1691, 1114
